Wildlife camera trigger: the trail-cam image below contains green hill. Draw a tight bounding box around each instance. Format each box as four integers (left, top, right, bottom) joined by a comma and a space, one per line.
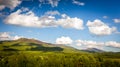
0, 38, 81, 53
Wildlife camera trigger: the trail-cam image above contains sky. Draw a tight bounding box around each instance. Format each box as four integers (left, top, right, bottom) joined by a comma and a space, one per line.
0, 0, 120, 52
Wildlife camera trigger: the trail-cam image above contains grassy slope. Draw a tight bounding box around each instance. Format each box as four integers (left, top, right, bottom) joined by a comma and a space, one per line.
0, 38, 83, 53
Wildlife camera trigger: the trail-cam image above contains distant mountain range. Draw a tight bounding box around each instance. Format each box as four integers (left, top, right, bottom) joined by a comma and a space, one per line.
81, 48, 104, 53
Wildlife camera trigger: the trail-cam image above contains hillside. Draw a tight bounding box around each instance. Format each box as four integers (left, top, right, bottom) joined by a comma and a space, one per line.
0, 38, 80, 53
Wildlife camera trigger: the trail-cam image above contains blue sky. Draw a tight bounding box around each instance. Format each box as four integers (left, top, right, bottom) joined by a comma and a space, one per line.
0, 0, 120, 52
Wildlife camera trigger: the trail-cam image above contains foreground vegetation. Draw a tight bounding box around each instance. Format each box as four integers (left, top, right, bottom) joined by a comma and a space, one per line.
0, 51, 120, 67
0, 38, 120, 67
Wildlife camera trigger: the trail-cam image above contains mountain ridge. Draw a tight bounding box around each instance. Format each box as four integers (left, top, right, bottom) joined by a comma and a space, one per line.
82, 48, 104, 52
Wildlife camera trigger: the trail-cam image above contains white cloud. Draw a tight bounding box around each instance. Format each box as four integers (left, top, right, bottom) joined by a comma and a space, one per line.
58, 15, 84, 30
76, 39, 120, 49
4, 8, 84, 30
48, 0, 60, 7
61, 14, 68, 18
0, 32, 11, 40
0, 32, 22, 41
56, 36, 73, 45
13, 35, 23, 40
113, 19, 120, 23
86, 19, 117, 36
76, 40, 104, 49
72, 0, 85, 6
4, 9, 58, 28
0, 0, 22, 10
39, 0, 60, 7
105, 41, 120, 48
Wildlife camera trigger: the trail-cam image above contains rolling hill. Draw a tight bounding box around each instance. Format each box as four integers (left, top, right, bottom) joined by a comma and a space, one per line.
0, 38, 80, 53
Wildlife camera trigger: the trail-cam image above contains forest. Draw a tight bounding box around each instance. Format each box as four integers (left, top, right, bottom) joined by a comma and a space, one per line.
0, 51, 120, 67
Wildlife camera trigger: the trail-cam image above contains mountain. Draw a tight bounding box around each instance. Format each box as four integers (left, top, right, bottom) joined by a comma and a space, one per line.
82, 48, 104, 53
0, 38, 80, 53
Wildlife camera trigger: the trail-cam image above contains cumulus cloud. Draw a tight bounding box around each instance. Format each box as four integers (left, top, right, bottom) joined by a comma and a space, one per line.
4, 8, 58, 28
86, 19, 117, 36
56, 36, 73, 45
72, 0, 85, 6
105, 41, 120, 48
58, 15, 84, 30
76, 39, 120, 49
4, 8, 84, 30
0, 32, 11, 40
0, 0, 22, 10
76, 40, 104, 49
55, 36, 120, 49
0, 32, 22, 41
113, 19, 120, 23
39, 0, 60, 7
